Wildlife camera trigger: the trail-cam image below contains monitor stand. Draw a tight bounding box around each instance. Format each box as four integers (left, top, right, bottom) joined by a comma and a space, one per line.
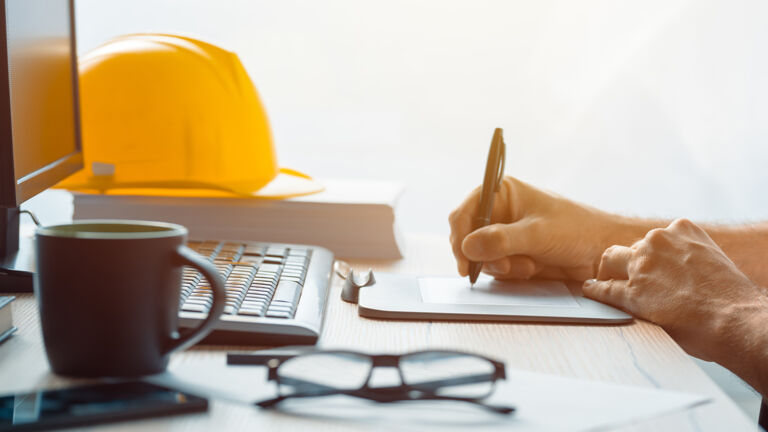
0, 207, 34, 293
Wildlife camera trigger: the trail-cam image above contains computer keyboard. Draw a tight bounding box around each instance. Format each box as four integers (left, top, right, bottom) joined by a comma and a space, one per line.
178, 240, 334, 346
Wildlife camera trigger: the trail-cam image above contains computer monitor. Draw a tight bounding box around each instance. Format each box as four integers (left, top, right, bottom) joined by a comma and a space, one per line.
0, 0, 82, 292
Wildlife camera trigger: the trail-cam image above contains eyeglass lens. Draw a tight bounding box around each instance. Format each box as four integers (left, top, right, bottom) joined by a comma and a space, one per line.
400, 352, 495, 398
276, 351, 496, 399
277, 352, 373, 393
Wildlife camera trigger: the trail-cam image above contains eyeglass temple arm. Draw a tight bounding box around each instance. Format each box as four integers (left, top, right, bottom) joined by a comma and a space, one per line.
256, 389, 515, 415
274, 376, 340, 393
336, 388, 515, 415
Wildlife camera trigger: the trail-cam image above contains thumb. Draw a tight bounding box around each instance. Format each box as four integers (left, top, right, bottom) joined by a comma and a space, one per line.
461, 222, 535, 262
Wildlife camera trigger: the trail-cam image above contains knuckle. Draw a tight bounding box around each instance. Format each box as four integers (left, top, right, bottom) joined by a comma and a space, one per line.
448, 209, 461, 225
671, 217, 693, 229
448, 211, 468, 229
599, 249, 612, 267
645, 227, 666, 243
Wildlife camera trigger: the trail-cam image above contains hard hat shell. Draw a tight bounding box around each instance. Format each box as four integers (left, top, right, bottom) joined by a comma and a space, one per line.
58, 34, 321, 198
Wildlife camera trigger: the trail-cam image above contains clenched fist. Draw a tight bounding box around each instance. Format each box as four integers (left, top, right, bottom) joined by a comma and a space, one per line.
585, 218, 768, 361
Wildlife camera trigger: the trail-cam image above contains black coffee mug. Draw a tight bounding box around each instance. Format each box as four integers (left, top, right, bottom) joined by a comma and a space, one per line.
34, 220, 225, 377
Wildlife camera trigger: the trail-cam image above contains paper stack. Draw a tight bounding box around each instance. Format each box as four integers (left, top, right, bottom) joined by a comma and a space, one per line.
72, 179, 405, 259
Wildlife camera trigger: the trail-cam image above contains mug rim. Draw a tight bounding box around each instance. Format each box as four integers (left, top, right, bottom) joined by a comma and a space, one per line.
36, 219, 188, 240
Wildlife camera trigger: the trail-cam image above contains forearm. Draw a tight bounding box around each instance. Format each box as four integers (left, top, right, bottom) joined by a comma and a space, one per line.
704, 223, 768, 288
604, 216, 768, 287
716, 300, 768, 399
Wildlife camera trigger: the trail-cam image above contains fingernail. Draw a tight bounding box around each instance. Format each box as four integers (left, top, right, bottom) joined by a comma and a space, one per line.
584, 278, 597, 285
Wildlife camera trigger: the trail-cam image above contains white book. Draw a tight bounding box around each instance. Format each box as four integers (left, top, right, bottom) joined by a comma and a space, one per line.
72, 179, 405, 259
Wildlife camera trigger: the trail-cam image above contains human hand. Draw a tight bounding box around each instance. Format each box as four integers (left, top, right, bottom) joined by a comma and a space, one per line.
583, 218, 768, 362
449, 176, 645, 281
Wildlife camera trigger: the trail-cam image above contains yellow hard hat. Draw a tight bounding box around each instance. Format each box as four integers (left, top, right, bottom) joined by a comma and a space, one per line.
57, 33, 322, 199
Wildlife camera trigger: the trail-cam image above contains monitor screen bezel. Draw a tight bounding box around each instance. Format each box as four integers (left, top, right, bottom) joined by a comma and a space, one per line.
0, 0, 83, 208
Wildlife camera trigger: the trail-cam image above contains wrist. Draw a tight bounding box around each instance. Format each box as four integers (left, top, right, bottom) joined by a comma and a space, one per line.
596, 212, 667, 249
713, 294, 768, 398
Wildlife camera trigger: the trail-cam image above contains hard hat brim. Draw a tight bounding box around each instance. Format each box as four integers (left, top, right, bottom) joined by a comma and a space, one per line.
249, 168, 325, 199
56, 167, 324, 200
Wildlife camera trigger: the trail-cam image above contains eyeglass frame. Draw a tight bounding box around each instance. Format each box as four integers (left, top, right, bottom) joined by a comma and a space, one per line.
255, 349, 514, 415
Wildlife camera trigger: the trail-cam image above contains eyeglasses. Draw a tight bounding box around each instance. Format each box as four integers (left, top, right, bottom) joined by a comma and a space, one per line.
255, 350, 515, 415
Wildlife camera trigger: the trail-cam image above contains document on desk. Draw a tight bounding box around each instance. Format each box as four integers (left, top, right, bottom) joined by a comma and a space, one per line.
154, 357, 710, 432
418, 275, 579, 308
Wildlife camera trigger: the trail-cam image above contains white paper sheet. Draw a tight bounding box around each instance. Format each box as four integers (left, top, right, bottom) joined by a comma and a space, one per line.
152, 357, 710, 432
418, 275, 579, 308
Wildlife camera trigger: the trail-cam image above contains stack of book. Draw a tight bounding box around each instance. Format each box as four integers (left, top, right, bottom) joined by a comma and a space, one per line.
72, 179, 405, 259
0, 296, 15, 344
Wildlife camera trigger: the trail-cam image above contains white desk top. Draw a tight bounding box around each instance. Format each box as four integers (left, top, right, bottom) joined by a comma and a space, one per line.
0, 234, 758, 431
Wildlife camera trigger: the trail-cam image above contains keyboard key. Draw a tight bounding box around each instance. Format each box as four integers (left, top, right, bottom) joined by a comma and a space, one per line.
265, 309, 292, 319
268, 302, 293, 313
221, 243, 242, 252
246, 289, 271, 296
280, 276, 303, 284
182, 303, 209, 313
272, 280, 302, 305
243, 246, 265, 256
262, 257, 283, 265
251, 279, 275, 286
239, 256, 262, 265
265, 247, 287, 258
238, 307, 265, 317
257, 263, 281, 273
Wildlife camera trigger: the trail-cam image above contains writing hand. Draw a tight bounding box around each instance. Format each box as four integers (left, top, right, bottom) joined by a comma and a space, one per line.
449, 176, 639, 281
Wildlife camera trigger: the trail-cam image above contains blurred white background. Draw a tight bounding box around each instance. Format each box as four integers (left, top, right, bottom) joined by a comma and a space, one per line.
73, 0, 768, 235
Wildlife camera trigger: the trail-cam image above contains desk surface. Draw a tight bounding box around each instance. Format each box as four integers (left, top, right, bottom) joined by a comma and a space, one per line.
0, 234, 758, 431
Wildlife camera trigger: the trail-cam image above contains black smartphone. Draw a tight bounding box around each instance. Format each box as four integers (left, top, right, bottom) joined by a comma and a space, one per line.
0, 380, 208, 431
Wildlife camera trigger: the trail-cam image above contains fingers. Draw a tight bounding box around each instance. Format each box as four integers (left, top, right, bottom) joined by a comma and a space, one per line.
461, 222, 535, 262
449, 177, 527, 275
597, 245, 632, 280
449, 187, 482, 276
582, 278, 631, 310
483, 255, 537, 279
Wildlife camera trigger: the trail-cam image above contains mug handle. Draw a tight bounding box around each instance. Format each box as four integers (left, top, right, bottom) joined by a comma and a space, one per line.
164, 245, 226, 354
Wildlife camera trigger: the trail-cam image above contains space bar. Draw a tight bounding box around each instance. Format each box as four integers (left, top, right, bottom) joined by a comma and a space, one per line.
273, 280, 302, 305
